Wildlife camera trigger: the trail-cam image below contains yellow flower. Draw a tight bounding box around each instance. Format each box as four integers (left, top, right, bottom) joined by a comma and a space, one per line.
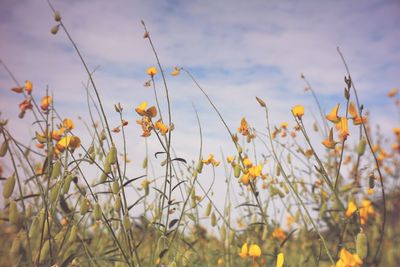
322, 128, 337, 149
291, 105, 304, 119
155, 119, 169, 135
243, 157, 253, 167
56, 136, 81, 152
146, 66, 158, 77
40, 96, 52, 111
227, 156, 235, 164
63, 118, 75, 130
272, 228, 286, 241
249, 244, 261, 258
348, 101, 358, 119
136, 116, 153, 137
248, 165, 262, 179
241, 174, 250, 185
280, 122, 288, 129
276, 252, 284, 267
217, 258, 224, 265
359, 199, 375, 225
52, 127, 65, 141
339, 117, 349, 140
135, 101, 148, 116
238, 117, 250, 136
345, 200, 357, 217
239, 243, 248, 258
202, 154, 220, 167
25, 80, 33, 94
171, 66, 181, 76
336, 248, 362, 267
326, 103, 341, 123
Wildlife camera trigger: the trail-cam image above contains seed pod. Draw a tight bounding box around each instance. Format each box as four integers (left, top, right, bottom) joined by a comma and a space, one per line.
220, 226, 226, 240
237, 145, 243, 154
50, 25, 59, 35
122, 215, 131, 230
142, 156, 148, 169
262, 225, 268, 241
196, 159, 203, 174
205, 202, 212, 216
211, 212, 217, 227
358, 138, 366, 156
100, 130, 106, 141
356, 231, 368, 260
63, 174, 73, 194
51, 160, 62, 179
80, 198, 88, 215
112, 181, 120, 194
369, 173, 375, 189
287, 153, 292, 164
54, 11, 61, 21
10, 237, 21, 254
276, 165, 281, 176
234, 164, 241, 178
107, 145, 117, 165
313, 123, 318, 132
50, 182, 61, 203
0, 140, 8, 157
114, 195, 121, 213
104, 160, 111, 174
9, 200, 18, 225
93, 203, 102, 220
3, 174, 16, 199
29, 217, 39, 238
39, 240, 50, 264
168, 261, 177, 267
99, 172, 108, 183
54, 228, 66, 249
69, 224, 78, 243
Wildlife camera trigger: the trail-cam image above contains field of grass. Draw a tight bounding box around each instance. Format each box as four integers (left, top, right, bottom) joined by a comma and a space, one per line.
1, 7, 400, 267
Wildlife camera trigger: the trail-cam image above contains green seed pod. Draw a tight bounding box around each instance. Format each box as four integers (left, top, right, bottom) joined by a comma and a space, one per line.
0, 140, 8, 157
93, 203, 102, 221
25, 204, 33, 218
54, 11, 61, 21
80, 198, 88, 215
358, 138, 367, 156
196, 159, 203, 174
114, 195, 121, 212
112, 181, 120, 194
29, 217, 39, 238
54, 228, 66, 249
103, 160, 111, 174
220, 226, 226, 240
63, 174, 73, 194
168, 261, 178, 267
356, 231, 368, 260
205, 202, 212, 217
50, 182, 61, 203
3, 174, 16, 199
69, 224, 78, 243
50, 25, 59, 35
10, 237, 21, 255
142, 156, 148, 169
39, 240, 50, 264
51, 160, 62, 179
234, 164, 241, 178
100, 130, 106, 141
107, 145, 117, 165
369, 173, 375, 189
122, 215, 131, 230
9, 200, 18, 225
100, 172, 108, 183
237, 145, 242, 154
211, 212, 217, 227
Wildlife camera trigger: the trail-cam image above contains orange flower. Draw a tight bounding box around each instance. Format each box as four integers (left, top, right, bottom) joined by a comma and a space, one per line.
322, 128, 337, 149
52, 128, 65, 141
171, 66, 181, 76
155, 119, 169, 135
146, 66, 158, 77
239, 243, 248, 258
63, 118, 74, 130
335, 248, 362, 267
202, 154, 220, 167
135, 102, 157, 118
291, 105, 304, 119
345, 200, 357, 217
241, 174, 250, 185
25, 80, 33, 94
249, 244, 261, 258
136, 116, 153, 137
348, 101, 358, 119
41, 96, 52, 111
339, 117, 349, 140
359, 199, 375, 225
272, 227, 286, 241
326, 104, 340, 123
56, 136, 81, 152
238, 117, 250, 136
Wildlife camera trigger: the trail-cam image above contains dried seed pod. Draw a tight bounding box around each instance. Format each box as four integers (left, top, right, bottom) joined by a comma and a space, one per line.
93, 203, 102, 220
9, 200, 18, 225
39, 240, 50, 264
211, 212, 217, 227
50, 25, 59, 35
234, 164, 241, 178
0, 140, 8, 157
63, 174, 73, 194
10, 236, 21, 254
80, 198, 89, 215
356, 231, 368, 260
205, 202, 212, 217
50, 182, 61, 203
220, 226, 226, 240
51, 160, 62, 179
3, 174, 16, 199
142, 156, 148, 169
114, 195, 121, 212
54, 11, 61, 21
112, 181, 120, 194
369, 173, 375, 189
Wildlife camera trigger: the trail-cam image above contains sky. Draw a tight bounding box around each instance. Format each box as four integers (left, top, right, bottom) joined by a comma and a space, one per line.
0, 0, 399, 223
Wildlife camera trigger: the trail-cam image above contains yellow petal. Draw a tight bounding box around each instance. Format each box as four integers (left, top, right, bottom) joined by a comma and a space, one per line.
276, 252, 284, 267
291, 105, 304, 119
249, 244, 261, 257
146, 66, 158, 76
348, 101, 358, 119
239, 243, 248, 258
135, 101, 148, 116
345, 201, 357, 217
63, 118, 75, 130
326, 103, 340, 123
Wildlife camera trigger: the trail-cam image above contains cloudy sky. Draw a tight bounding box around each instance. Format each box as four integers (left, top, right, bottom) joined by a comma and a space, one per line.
1, 0, 399, 218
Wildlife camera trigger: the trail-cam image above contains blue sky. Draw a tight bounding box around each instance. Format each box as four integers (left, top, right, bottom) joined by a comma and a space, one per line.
0, 0, 399, 222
